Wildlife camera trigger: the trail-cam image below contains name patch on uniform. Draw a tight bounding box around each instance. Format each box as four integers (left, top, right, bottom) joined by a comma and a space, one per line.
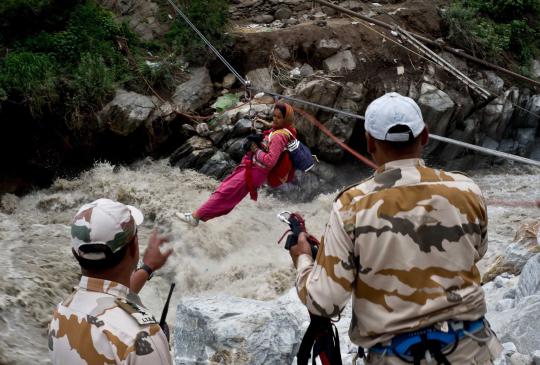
115, 298, 158, 325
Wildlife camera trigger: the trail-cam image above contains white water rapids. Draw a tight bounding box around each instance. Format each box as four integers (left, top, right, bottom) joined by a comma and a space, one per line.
0, 159, 538, 364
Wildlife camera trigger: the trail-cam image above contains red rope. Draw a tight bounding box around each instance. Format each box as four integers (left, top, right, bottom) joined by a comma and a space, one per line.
292, 106, 378, 170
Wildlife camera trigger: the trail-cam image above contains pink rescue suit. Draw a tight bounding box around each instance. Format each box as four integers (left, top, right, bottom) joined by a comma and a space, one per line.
195, 130, 291, 222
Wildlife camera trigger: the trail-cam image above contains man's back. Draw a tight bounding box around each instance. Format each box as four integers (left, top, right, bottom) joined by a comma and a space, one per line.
296, 158, 488, 348
48, 276, 172, 365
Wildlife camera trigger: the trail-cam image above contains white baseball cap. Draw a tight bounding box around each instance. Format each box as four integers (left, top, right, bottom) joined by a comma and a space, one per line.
365, 92, 425, 142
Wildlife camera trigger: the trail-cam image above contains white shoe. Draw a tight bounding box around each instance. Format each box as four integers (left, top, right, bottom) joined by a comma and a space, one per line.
175, 212, 200, 227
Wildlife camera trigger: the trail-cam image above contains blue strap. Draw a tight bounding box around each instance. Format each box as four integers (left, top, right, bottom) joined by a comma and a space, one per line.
370, 318, 484, 357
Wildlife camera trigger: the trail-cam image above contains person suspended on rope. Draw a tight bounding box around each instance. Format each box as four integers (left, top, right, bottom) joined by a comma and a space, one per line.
288, 92, 503, 365
176, 102, 298, 226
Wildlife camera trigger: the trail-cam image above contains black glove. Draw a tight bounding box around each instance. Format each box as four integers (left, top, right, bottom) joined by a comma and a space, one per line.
246, 133, 264, 145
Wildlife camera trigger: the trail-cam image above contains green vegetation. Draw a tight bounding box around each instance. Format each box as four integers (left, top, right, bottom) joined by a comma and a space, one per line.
0, 0, 230, 119
444, 0, 540, 71
165, 0, 229, 62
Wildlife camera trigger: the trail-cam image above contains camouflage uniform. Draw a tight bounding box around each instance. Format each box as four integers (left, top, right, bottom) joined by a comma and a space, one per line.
48, 199, 172, 364
295, 158, 501, 364
48, 276, 172, 365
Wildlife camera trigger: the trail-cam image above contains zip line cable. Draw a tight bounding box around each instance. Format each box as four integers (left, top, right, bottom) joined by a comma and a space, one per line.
165, 0, 540, 169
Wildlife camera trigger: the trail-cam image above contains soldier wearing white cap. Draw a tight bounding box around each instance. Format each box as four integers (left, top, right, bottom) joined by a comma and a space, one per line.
48, 198, 173, 365
289, 93, 502, 364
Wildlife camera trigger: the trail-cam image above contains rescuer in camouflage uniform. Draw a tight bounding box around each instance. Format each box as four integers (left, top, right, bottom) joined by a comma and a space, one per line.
48, 198, 173, 365
289, 93, 502, 364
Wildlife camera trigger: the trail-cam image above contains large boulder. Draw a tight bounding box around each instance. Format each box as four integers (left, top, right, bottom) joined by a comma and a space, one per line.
246, 67, 282, 93
317, 99, 359, 162
517, 253, 540, 301
169, 136, 216, 170
172, 68, 214, 112
417, 83, 455, 136
199, 151, 236, 179
481, 88, 519, 141
532, 60, 540, 80
98, 89, 158, 136
514, 95, 540, 129
498, 294, 540, 355
322, 50, 356, 74
173, 289, 308, 365
292, 79, 342, 147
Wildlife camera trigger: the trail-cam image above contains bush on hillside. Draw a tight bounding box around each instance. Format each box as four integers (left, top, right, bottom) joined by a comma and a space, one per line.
165, 0, 229, 63
444, 0, 540, 70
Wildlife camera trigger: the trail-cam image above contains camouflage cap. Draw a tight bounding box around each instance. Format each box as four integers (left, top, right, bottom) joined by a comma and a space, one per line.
71, 198, 144, 260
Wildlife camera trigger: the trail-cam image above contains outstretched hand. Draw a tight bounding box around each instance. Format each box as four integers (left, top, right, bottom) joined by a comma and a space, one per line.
143, 228, 173, 271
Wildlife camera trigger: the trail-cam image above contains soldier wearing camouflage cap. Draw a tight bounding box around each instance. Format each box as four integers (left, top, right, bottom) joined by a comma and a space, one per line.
289, 93, 502, 364
48, 198, 173, 364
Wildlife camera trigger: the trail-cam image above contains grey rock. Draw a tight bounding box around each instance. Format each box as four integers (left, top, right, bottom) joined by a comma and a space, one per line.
481, 136, 500, 150
196, 123, 210, 137
209, 125, 232, 147
478, 71, 505, 95
173, 289, 307, 365
299, 64, 314, 77
516, 254, 540, 301
169, 136, 216, 170
256, 14, 274, 24
499, 139, 519, 155
509, 353, 532, 365
503, 289, 517, 300
315, 38, 342, 59
0, 194, 19, 214
339, 0, 363, 11
98, 90, 157, 136
246, 67, 282, 93
274, 6, 292, 20
516, 95, 540, 129
222, 73, 237, 89
182, 124, 197, 136
323, 50, 356, 74
321, 6, 337, 16
532, 60, 540, 80
417, 83, 455, 136
225, 138, 248, 162
292, 79, 342, 146
317, 116, 356, 162
446, 88, 474, 125
499, 295, 540, 355
530, 139, 540, 161
532, 350, 540, 365
199, 151, 235, 179
481, 88, 519, 140
286, 18, 299, 26
274, 44, 291, 60
231, 118, 254, 138
172, 68, 214, 112
516, 128, 536, 156
496, 298, 515, 312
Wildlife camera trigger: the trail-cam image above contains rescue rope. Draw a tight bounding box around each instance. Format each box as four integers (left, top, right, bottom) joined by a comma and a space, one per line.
165, 0, 540, 170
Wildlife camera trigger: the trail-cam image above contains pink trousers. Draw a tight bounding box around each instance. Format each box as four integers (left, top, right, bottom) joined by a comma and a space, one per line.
195, 164, 268, 221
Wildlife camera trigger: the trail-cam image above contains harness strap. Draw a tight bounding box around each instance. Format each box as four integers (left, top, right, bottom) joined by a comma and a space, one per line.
244, 158, 258, 201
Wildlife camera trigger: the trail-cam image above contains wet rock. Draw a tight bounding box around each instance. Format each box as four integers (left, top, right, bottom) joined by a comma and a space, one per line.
315, 38, 342, 59
181, 124, 197, 137
532, 60, 540, 80
199, 151, 236, 179
224, 138, 248, 162
532, 350, 540, 365
516, 128, 536, 156
231, 118, 254, 138
499, 139, 519, 155
274, 6, 292, 20
98, 90, 157, 136
292, 79, 342, 146
478, 71, 505, 95
481, 88, 519, 140
173, 289, 307, 365
417, 83, 455, 136
172, 68, 214, 112
481, 136, 500, 150
196, 123, 210, 137
509, 353, 532, 365
209, 125, 233, 147
0, 194, 19, 214
517, 253, 540, 301
515, 95, 540, 129
323, 50, 356, 74
246, 67, 282, 93
222, 73, 237, 89
169, 136, 216, 170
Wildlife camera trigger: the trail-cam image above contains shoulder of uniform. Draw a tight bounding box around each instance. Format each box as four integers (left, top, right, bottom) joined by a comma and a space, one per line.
115, 297, 159, 326
334, 176, 374, 203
